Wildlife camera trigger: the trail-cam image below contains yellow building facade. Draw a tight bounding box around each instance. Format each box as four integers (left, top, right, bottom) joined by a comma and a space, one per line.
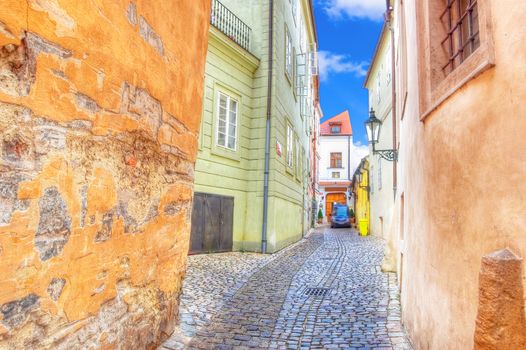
352, 157, 370, 236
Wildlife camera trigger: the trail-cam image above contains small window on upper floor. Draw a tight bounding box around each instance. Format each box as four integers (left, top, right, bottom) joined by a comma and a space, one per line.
331, 124, 341, 134
285, 26, 293, 82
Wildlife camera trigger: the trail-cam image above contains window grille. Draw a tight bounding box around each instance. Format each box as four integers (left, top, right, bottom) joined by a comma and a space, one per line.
440, 0, 480, 74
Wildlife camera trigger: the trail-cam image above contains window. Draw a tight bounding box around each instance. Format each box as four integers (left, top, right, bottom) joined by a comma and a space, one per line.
440, 0, 480, 75
293, 47, 297, 95
291, 0, 297, 24
416, 0, 493, 119
299, 16, 305, 53
330, 124, 341, 134
285, 26, 293, 80
216, 92, 237, 150
332, 172, 340, 179
287, 125, 293, 168
330, 152, 342, 168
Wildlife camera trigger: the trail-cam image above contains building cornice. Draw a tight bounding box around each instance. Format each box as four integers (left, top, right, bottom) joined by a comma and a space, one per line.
208, 26, 260, 72
363, 21, 389, 88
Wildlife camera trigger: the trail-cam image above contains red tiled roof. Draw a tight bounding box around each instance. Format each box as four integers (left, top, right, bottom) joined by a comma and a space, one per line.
320, 110, 353, 136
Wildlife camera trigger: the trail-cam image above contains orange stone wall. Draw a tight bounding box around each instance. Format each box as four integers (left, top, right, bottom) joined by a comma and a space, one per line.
397, 0, 526, 348
0, 1, 210, 349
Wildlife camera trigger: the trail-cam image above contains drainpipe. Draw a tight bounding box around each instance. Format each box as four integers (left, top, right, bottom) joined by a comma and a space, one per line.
261, 0, 274, 254
385, 0, 397, 199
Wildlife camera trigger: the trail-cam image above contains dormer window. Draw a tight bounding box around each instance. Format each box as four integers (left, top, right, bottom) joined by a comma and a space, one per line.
330, 123, 341, 134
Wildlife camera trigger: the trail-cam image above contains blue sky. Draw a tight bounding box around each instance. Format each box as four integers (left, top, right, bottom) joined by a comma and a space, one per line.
314, 0, 385, 145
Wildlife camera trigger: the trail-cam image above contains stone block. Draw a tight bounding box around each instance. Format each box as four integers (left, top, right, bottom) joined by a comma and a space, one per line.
473, 248, 526, 349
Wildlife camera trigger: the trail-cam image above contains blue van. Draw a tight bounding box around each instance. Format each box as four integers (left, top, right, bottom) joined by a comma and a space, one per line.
330, 204, 351, 228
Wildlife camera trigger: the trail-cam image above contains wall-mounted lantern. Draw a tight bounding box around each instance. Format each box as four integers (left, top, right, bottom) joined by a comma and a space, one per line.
365, 108, 398, 161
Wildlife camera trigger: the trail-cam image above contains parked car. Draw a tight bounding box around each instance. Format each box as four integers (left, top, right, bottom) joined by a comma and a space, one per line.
330, 204, 351, 228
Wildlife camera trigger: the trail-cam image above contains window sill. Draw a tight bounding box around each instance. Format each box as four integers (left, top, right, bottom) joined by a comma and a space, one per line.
421, 52, 495, 121
211, 144, 241, 162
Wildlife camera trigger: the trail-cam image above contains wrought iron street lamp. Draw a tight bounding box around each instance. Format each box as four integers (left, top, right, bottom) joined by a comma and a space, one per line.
364, 108, 398, 161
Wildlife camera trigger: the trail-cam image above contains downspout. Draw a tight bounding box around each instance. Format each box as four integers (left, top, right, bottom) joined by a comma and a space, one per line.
261, 0, 274, 254
385, 0, 397, 199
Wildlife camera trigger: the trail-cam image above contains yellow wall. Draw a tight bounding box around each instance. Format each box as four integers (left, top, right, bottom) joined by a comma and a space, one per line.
354, 160, 370, 236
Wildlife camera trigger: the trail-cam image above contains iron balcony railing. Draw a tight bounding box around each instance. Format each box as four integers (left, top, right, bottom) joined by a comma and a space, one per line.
211, 0, 252, 52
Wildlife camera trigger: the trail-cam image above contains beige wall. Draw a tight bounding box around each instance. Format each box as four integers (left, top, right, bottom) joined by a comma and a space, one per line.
0, 1, 209, 349
397, 0, 526, 348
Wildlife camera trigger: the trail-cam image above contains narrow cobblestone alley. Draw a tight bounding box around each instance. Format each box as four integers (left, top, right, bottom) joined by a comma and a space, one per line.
160, 228, 412, 349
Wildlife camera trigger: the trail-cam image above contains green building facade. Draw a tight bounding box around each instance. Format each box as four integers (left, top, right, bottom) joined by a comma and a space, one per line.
194, 0, 318, 253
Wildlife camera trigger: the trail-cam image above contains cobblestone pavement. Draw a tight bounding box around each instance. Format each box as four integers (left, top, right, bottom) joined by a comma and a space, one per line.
160, 227, 412, 350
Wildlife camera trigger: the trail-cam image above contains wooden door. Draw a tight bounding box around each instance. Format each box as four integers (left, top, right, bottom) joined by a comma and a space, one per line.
325, 193, 347, 222
189, 193, 234, 254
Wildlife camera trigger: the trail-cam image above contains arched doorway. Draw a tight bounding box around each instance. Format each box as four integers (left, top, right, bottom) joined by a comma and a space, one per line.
325, 193, 347, 223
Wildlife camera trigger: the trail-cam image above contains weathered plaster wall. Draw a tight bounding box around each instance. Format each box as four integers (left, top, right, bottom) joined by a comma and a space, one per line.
399, 0, 526, 348
0, 1, 210, 349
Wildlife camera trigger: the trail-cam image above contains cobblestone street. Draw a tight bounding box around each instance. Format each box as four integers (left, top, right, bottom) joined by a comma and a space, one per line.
160, 227, 412, 350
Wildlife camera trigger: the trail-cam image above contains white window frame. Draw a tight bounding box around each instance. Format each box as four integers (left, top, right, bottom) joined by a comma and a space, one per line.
292, 0, 297, 25
215, 91, 238, 151
286, 125, 294, 168
285, 26, 293, 81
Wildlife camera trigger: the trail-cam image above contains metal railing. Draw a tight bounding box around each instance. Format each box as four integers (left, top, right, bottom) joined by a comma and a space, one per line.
211, 0, 252, 52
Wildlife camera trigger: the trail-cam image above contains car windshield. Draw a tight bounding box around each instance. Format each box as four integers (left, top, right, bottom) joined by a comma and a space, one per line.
335, 206, 348, 217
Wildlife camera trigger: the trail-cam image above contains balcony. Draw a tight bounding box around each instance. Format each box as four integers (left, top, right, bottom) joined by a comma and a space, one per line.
211, 0, 252, 52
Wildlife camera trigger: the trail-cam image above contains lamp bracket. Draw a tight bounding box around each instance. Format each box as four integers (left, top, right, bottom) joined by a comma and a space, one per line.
374, 149, 398, 162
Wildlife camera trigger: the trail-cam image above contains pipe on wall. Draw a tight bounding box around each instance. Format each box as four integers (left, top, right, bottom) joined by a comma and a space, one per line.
261, 0, 274, 254
385, 0, 398, 198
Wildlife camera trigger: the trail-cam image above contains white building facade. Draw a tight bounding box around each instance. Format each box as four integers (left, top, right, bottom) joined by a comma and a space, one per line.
318, 111, 354, 222
364, 23, 396, 269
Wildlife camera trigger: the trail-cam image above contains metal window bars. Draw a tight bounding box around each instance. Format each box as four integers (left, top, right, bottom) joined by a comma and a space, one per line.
210, 0, 252, 52
440, 0, 480, 74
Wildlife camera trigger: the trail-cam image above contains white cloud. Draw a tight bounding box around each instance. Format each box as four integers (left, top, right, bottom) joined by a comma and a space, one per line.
323, 0, 386, 21
350, 142, 369, 174
318, 51, 368, 81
